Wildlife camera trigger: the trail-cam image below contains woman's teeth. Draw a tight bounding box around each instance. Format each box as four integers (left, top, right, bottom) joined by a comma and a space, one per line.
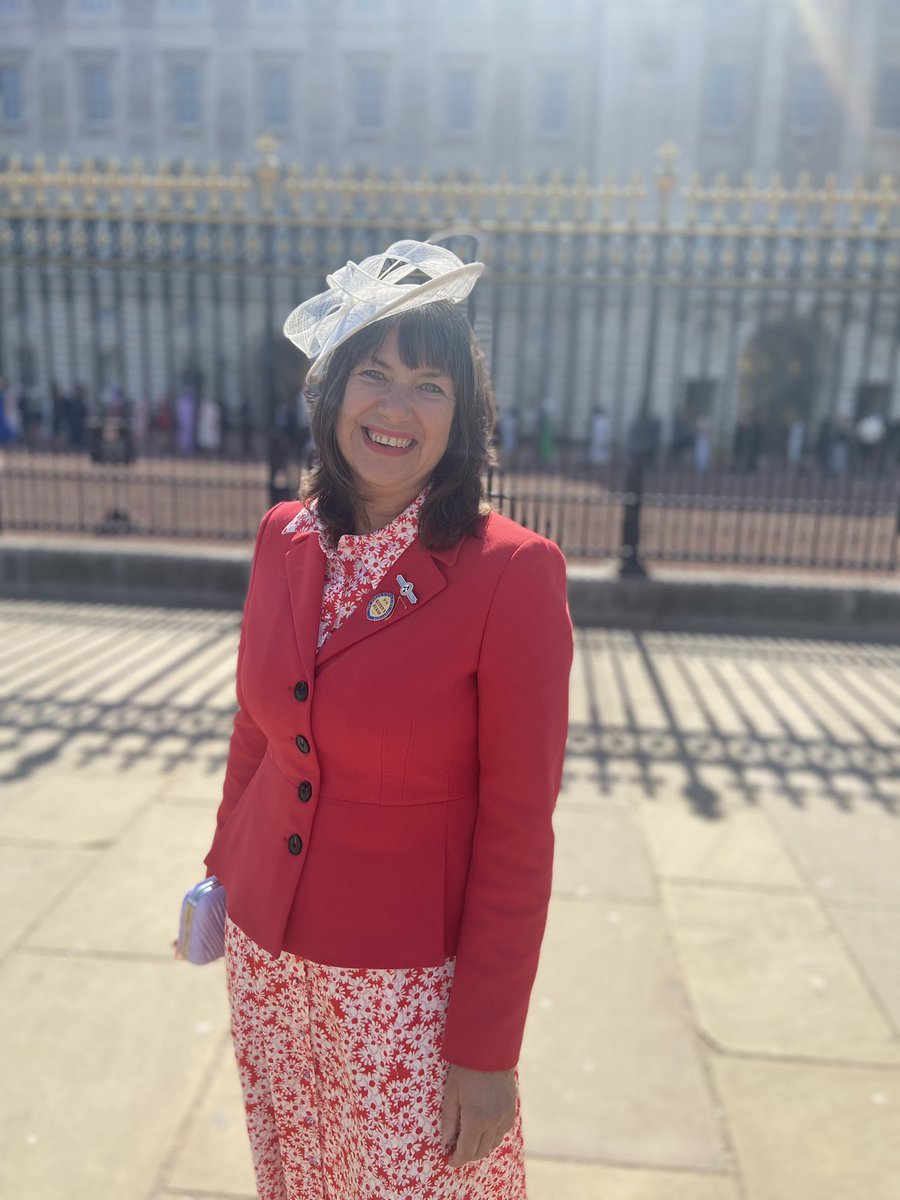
365, 429, 414, 449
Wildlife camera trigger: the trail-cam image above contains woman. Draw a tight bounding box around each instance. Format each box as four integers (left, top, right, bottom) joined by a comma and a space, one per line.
205, 241, 572, 1199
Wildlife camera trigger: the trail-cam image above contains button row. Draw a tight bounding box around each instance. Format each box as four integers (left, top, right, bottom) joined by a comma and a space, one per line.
288, 683, 312, 856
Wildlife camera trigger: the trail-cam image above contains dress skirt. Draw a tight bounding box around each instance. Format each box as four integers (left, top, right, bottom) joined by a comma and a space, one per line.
225, 917, 528, 1200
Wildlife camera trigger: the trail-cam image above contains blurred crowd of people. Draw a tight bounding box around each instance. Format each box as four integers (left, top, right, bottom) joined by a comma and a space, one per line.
0, 378, 262, 460
2, 375, 898, 478
491, 402, 900, 477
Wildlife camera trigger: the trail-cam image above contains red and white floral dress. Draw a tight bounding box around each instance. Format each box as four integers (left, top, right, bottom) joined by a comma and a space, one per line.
224, 492, 527, 1200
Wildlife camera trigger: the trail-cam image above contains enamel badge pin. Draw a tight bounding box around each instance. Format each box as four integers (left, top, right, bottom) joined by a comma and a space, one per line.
396, 574, 418, 605
366, 592, 396, 622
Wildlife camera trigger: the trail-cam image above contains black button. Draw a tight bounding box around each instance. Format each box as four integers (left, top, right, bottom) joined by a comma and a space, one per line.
294, 681, 309, 702
295, 735, 310, 754
298, 780, 313, 802
288, 834, 303, 855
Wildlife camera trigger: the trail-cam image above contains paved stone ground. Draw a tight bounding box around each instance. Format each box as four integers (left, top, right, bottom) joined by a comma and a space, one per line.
0, 598, 898, 1200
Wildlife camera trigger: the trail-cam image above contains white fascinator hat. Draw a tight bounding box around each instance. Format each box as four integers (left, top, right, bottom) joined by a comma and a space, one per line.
283, 239, 484, 384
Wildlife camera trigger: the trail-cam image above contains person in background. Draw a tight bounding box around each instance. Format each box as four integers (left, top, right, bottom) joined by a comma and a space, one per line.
855, 410, 886, 472
587, 404, 611, 470
197, 393, 223, 456
538, 393, 556, 468
203, 240, 573, 1200
497, 405, 519, 467
175, 385, 196, 456
786, 414, 805, 468
694, 417, 713, 472
0, 377, 17, 445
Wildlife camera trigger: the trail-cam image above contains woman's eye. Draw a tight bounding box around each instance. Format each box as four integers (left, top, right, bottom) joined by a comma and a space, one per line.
419, 382, 445, 395
361, 368, 387, 381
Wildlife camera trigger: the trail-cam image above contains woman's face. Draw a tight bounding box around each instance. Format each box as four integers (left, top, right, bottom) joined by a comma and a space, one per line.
336, 327, 456, 523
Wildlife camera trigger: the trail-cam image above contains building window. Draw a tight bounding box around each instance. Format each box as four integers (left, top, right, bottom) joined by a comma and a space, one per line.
705, 62, 739, 131
261, 65, 291, 128
790, 63, 824, 131
0, 64, 22, 122
354, 66, 384, 130
875, 65, 900, 131
878, 0, 900, 36
82, 63, 112, 124
447, 68, 475, 133
539, 68, 568, 134
172, 63, 202, 126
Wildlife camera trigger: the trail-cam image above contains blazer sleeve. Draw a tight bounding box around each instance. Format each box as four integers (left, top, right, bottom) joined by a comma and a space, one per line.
441, 535, 573, 1070
206, 504, 281, 857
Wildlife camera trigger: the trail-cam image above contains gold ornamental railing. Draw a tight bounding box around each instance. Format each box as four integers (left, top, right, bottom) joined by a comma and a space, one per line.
1, 140, 898, 243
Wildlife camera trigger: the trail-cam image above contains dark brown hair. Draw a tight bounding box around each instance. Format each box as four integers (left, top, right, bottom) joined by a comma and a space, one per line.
302, 301, 495, 549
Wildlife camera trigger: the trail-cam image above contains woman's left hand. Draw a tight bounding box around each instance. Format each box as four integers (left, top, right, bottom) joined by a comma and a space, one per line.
440, 1063, 516, 1167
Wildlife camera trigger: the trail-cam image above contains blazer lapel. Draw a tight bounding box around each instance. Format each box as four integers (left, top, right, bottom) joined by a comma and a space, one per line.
283, 530, 326, 683
316, 537, 459, 668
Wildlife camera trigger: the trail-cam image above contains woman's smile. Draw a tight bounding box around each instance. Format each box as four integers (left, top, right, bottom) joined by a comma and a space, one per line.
362, 425, 417, 452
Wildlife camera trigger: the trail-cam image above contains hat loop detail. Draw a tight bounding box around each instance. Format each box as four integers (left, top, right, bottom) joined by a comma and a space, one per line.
283, 239, 484, 382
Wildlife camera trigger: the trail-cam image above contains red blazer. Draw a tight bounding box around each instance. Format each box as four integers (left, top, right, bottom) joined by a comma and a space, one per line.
205, 501, 573, 1070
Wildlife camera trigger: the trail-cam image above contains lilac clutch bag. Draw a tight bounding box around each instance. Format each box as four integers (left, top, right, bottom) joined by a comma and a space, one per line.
175, 877, 226, 965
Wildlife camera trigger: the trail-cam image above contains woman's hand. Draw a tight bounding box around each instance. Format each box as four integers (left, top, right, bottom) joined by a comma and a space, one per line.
440, 1063, 516, 1167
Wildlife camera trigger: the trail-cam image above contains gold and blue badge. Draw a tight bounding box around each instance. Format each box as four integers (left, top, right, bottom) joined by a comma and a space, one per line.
366, 592, 396, 622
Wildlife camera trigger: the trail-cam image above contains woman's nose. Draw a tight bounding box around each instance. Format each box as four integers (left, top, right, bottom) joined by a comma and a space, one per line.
376, 383, 416, 417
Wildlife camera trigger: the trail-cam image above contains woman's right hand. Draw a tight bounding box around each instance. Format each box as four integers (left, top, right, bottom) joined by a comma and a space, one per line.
440, 1063, 516, 1167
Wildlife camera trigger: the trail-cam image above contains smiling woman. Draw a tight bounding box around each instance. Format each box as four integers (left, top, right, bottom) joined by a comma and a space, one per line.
308, 298, 492, 543
201, 240, 573, 1200
336, 330, 456, 531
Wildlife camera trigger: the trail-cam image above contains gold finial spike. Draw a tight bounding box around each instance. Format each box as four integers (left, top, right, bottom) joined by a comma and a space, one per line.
821, 173, 838, 229
255, 135, 281, 215
794, 170, 812, 228
685, 172, 701, 228
58, 153, 74, 210
766, 173, 784, 228
739, 171, 755, 227
849, 175, 865, 230
313, 162, 328, 218
255, 132, 279, 159
205, 160, 222, 213
876, 173, 897, 231
712, 171, 729, 227
392, 165, 406, 220
654, 142, 680, 225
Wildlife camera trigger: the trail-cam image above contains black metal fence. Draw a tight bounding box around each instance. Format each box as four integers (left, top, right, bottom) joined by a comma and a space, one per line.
1, 447, 897, 571
1, 147, 899, 569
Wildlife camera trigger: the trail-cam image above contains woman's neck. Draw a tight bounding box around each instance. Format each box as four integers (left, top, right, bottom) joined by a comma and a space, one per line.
351, 482, 429, 535
353, 499, 408, 535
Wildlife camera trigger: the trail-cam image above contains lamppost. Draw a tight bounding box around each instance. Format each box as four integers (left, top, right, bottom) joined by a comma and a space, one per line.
619, 144, 679, 579
256, 134, 293, 506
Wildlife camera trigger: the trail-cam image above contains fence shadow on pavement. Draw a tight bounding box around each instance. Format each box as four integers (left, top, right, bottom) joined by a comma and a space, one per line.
1, 604, 898, 820
564, 628, 900, 820
0, 600, 240, 789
